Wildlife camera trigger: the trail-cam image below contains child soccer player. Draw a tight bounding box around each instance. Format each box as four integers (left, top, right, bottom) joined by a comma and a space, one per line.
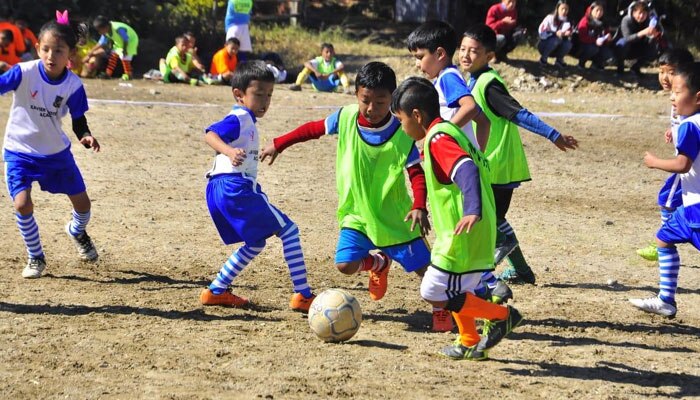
637, 48, 695, 261
391, 76, 523, 360
1, 19, 101, 278
199, 61, 316, 312
459, 24, 578, 284
160, 36, 204, 85
289, 43, 350, 94
87, 16, 138, 80
210, 37, 240, 84
631, 62, 700, 318
262, 62, 454, 332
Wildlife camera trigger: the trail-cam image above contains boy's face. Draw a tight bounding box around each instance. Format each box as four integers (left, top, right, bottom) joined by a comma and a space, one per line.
590, 5, 604, 20
234, 80, 274, 118
459, 36, 493, 74
658, 64, 677, 92
411, 48, 444, 79
394, 109, 426, 141
356, 86, 392, 125
632, 9, 648, 23
321, 47, 334, 62
503, 0, 516, 10
226, 42, 240, 56
96, 25, 109, 35
670, 75, 700, 118
176, 40, 188, 54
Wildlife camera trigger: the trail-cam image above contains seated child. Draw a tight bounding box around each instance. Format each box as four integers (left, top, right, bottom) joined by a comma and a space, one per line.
0, 29, 20, 73
575, 1, 614, 70
485, 0, 526, 62
183, 31, 206, 73
631, 62, 700, 318
12, 14, 37, 61
537, 0, 573, 67
210, 37, 240, 84
87, 15, 139, 80
71, 22, 102, 78
260, 51, 288, 83
289, 43, 350, 93
391, 76, 523, 360
159, 35, 204, 85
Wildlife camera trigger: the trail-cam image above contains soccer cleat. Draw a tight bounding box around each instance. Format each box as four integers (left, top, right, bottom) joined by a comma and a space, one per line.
289, 84, 302, 91
65, 223, 98, 261
636, 244, 659, 261
200, 288, 250, 307
629, 296, 676, 318
489, 280, 514, 304
290, 292, 316, 312
494, 236, 519, 266
479, 305, 523, 350
121, 73, 131, 81
368, 253, 391, 301
439, 338, 488, 361
499, 265, 536, 285
432, 309, 454, 332
22, 257, 46, 279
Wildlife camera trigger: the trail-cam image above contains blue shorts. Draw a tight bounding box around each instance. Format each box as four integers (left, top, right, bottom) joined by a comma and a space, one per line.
656, 206, 700, 250
334, 228, 431, 273
310, 74, 340, 92
206, 174, 291, 245
4, 148, 86, 199
657, 173, 682, 209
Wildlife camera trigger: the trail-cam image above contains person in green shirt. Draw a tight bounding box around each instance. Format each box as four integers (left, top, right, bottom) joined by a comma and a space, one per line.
391, 76, 523, 360
88, 15, 138, 80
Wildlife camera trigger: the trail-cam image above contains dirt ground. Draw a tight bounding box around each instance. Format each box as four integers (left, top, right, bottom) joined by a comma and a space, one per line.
1, 59, 699, 399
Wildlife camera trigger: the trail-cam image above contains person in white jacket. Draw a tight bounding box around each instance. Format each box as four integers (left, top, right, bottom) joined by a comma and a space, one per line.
537, 0, 573, 67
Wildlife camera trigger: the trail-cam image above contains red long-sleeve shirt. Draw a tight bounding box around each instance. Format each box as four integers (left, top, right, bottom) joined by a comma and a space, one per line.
485, 3, 518, 35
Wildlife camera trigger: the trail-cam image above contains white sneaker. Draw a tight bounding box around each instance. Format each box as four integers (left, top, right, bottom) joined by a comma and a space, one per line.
22, 257, 46, 279
65, 223, 98, 261
629, 296, 676, 318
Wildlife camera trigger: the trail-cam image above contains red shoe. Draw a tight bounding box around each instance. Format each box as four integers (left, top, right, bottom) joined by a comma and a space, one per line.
368, 253, 392, 301
432, 309, 454, 332
290, 292, 316, 312
200, 288, 249, 307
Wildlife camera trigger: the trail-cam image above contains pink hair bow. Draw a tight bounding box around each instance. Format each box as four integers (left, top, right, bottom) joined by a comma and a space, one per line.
56, 10, 69, 25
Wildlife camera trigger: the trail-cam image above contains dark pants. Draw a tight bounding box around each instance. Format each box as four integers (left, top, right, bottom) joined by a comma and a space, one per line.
538, 36, 573, 62
578, 43, 614, 68
616, 39, 658, 73
495, 29, 526, 60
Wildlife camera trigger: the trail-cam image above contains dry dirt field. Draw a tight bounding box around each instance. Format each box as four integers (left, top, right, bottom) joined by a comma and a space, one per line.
1, 60, 699, 399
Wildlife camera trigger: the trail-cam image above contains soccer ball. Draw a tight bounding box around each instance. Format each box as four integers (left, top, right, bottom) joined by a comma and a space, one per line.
308, 289, 362, 342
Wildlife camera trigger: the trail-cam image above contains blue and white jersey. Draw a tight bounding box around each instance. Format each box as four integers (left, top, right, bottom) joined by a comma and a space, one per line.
1, 60, 88, 156
433, 65, 478, 147
324, 109, 420, 168
206, 105, 259, 179
677, 113, 700, 227
670, 105, 684, 147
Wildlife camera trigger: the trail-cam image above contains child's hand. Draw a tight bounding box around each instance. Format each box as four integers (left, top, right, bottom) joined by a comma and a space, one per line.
260, 142, 280, 165
80, 135, 100, 152
664, 128, 673, 143
404, 209, 431, 236
554, 135, 578, 151
226, 148, 246, 166
454, 215, 480, 235
643, 151, 658, 168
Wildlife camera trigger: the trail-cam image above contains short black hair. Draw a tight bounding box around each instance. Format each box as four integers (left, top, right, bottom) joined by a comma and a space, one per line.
321, 42, 334, 51
226, 37, 240, 47
659, 48, 695, 67
676, 62, 700, 95
38, 20, 77, 49
230, 60, 275, 90
462, 23, 497, 53
407, 20, 458, 57
0, 29, 13, 42
355, 61, 396, 93
93, 16, 110, 30
391, 76, 440, 121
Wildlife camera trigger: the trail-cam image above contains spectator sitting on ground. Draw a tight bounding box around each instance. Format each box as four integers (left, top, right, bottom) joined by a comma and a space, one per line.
537, 0, 573, 68
260, 51, 288, 83
0, 29, 20, 73
615, 0, 660, 77
210, 37, 240, 84
485, 0, 526, 62
12, 14, 37, 61
575, 1, 614, 70
72, 22, 103, 78
289, 43, 350, 93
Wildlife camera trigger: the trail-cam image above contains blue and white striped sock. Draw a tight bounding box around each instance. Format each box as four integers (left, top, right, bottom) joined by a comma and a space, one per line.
497, 220, 514, 236
209, 243, 265, 295
658, 246, 680, 305
279, 223, 312, 298
481, 271, 499, 289
68, 210, 91, 236
16, 212, 44, 259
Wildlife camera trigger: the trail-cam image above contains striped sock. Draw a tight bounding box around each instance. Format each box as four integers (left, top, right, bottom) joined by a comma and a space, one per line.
279, 223, 312, 298
16, 213, 44, 259
209, 243, 265, 294
105, 53, 119, 76
497, 219, 514, 236
481, 271, 499, 289
658, 246, 680, 305
360, 253, 386, 272
121, 60, 132, 77
68, 210, 91, 236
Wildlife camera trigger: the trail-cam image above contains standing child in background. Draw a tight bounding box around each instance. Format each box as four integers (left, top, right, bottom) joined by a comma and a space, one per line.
262, 62, 452, 332
537, 0, 573, 68
485, 0, 526, 63
225, 0, 253, 62
631, 62, 700, 318
87, 15, 138, 80
199, 61, 316, 312
1, 19, 100, 278
636, 49, 695, 261
289, 43, 350, 94
210, 37, 240, 84
391, 77, 523, 360
575, 1, 613, 70
459, 24, 578, 284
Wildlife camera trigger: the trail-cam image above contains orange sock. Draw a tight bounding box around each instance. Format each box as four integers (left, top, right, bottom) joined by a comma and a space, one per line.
121, 60, 132, 77
460, 293, 508, 320
105, 53, 119, 76
452, 312, 480, 346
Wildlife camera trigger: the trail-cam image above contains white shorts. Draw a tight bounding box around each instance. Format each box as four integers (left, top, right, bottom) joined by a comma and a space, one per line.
420, 266, 482, 302
226, 24, 252, 52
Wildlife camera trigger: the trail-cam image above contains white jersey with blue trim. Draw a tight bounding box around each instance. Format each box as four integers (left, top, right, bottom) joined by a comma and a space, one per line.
670, 104, 683, 147
206, 106, 259, 179
433, 67, 478, 148
3, 60, 88, 156
678, 113, 700, 227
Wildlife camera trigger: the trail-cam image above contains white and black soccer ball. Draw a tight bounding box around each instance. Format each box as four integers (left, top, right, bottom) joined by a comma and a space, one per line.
308, 289, 362, 342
